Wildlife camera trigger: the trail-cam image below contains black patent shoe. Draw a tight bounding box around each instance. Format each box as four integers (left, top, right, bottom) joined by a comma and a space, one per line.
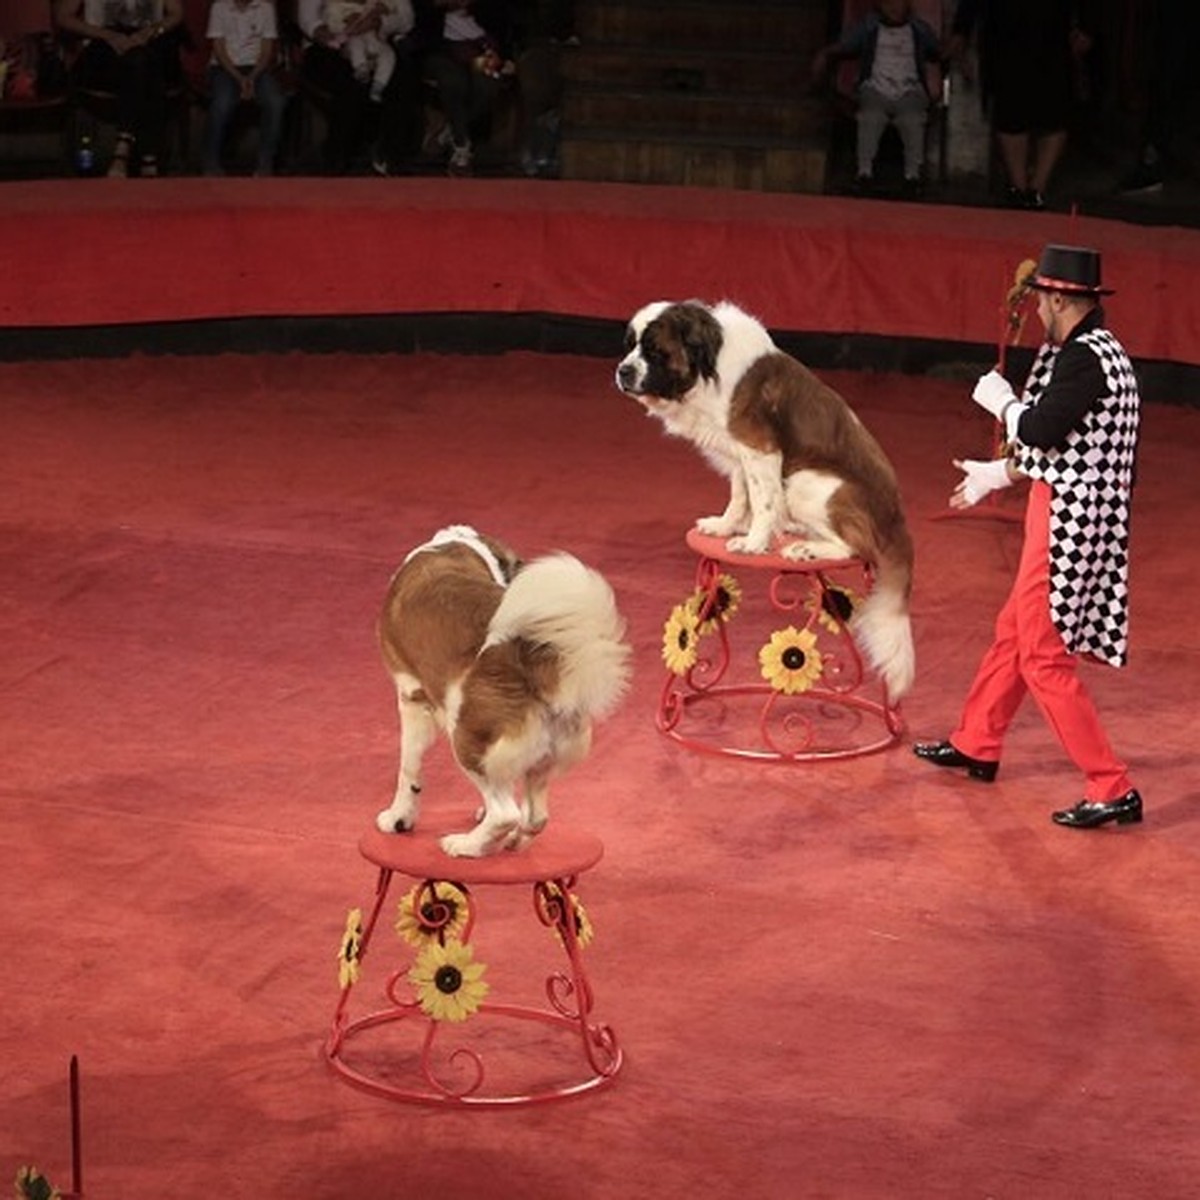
1052, 790, 1143, 829
912, 740, 999, 782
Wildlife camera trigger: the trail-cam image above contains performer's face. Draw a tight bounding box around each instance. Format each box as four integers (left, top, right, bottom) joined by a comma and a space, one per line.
1037, 291, 1066, 344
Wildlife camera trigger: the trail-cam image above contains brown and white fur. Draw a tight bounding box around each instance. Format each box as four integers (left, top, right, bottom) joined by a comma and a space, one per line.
376, 525, 631, 857
616, 300, 915, 699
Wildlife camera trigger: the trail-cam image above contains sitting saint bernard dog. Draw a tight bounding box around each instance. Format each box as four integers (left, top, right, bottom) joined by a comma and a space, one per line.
616, 300, 915, 700
376, 525, 631, 857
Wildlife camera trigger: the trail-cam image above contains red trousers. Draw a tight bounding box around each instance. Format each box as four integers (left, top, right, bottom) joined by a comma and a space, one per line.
951, 480, 1133, 802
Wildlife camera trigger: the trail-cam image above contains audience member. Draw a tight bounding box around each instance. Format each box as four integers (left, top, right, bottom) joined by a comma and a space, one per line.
325, 0, 397, 102
1118, 0, 1198, 195
296, 0, 424, 174
203, 0, 288, 176
510, 0, 565, 177
422, 0, 516, 176
54, 0, 185, 177
949, 0, 1096, 210
812, 0, 942, 198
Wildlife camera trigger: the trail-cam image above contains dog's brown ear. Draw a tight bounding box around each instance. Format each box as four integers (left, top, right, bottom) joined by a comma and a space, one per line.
675, 303, 723, 383
479, 535, 522, 582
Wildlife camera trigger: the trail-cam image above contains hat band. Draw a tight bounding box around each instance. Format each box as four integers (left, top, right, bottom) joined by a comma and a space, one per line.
1033, 273, 1099, 292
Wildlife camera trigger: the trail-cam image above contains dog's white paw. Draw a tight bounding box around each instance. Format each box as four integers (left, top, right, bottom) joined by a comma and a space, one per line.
780, 538, 850, 563
439, 831, 488, 858
726, 533, 771, 555
696, 515, 741, 537
376, 805, 416, 834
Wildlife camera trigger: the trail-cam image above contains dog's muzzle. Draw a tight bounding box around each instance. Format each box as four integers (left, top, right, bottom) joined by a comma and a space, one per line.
615, 360, 644, 395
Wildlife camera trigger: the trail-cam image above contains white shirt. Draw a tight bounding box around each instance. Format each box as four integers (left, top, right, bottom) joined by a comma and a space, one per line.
207, 0, 278, 68
444, 10, 485, 41
83, 0, 163, 30
869, 24, 920, 101
295, 0, 413, 41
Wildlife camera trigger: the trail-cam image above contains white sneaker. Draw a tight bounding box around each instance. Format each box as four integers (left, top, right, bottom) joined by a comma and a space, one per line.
448, 141, 472, 176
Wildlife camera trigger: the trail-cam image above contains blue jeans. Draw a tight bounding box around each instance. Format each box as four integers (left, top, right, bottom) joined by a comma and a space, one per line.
204, 65, 287, 174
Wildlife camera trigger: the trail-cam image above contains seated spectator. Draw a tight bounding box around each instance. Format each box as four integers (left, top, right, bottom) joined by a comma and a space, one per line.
296, 0, 423, 175
510, 0, 566, 177
422, 0, 516, 176
54, 0, 185, 178
948, 0, 1096, 210
204, 0, 288, 176
812, 0, 942, 198
326, 0, 397, 102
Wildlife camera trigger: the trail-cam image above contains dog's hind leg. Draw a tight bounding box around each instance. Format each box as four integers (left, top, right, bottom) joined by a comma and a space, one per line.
513, 763, 553, 849
440, 778, 522, 858
376, 687, 439, 834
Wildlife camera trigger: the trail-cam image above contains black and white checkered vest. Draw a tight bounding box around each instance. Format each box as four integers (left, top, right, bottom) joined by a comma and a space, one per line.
1014, 328, 1140, 667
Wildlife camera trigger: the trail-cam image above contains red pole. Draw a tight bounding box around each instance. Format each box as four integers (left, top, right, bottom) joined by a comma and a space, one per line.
69, 1055, 82, 1197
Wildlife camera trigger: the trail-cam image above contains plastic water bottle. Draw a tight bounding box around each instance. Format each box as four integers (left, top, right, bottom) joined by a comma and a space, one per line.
76, 136, 95, 177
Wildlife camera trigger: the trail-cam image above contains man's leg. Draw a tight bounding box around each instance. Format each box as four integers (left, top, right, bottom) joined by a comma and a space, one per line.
253, 71, 287, 174
204, 67, 239, 174
892, 88, 929, 180
855, 84, 889, 179
1015, 483, 1133, 802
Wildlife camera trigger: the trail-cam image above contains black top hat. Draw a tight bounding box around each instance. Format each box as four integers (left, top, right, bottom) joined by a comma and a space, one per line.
1029, 244, 1114, 296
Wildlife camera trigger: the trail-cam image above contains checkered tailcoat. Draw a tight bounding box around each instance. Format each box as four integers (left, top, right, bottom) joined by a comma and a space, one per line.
1013, 313, 1141, 667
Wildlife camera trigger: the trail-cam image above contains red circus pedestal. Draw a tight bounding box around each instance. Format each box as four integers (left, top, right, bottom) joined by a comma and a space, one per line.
326, 819, 621, 1106
656, 528, 903, 762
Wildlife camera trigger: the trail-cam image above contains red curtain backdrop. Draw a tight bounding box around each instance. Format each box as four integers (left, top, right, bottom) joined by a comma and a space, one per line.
2, 178, 1199, 366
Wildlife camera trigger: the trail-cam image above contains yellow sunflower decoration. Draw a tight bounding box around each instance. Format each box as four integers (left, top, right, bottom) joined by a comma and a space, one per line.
408, 937, 490, 1023
809, 580, 859, 635
395, 881, 471, 947
759, 626, 824, 694
695, 573, 742, 634
662, 597, 701, 675
541, 882, 595, 949
337, 907, 364, 989
14, 1167, 61, 1200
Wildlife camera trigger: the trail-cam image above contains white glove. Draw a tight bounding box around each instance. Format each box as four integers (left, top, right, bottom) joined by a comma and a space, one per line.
971, 369, 1016, 418
971, 369, 1027, 441
952, 457, 1013, 507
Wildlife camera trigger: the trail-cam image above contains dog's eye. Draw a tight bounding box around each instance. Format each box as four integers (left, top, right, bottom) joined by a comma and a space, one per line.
624, 328, 636, 352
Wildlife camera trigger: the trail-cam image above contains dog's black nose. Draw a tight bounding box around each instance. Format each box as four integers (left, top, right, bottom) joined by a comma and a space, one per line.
616, 363, 638, 390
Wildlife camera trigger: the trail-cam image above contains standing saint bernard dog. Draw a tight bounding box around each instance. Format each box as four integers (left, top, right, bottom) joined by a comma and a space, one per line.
616, 300, 915, 700
376, 525, 631, 857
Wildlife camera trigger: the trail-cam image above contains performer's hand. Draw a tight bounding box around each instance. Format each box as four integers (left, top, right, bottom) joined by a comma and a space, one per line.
970, 369, 1016, 419
951, 458, 1013, 508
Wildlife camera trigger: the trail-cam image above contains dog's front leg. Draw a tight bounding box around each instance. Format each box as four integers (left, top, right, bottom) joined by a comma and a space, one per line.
376, 691, 438, 834
726, 448, 784, 554
440, 779, 522, 858
696, 466, 751, 538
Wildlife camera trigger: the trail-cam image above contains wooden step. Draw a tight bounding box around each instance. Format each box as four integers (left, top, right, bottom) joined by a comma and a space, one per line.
560, 44, 809, 97
560, 130, 827, 194
563, 86, 828, 142
575, 0, 827, 55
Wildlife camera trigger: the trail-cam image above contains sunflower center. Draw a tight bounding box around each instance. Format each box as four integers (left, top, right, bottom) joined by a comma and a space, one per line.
676, 628, 691, 650
782, 646, 807, 670
420, 899, 453, 928
434, 965, 463, 994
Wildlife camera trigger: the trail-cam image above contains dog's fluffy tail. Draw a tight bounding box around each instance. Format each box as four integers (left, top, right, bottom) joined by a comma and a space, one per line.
485, 553, 631, 718
851, 538, 915, 701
